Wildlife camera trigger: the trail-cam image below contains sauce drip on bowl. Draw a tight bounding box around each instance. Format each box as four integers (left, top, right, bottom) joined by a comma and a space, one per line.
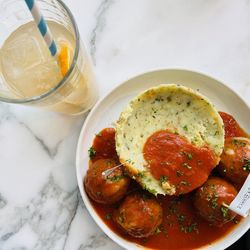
143, 130, 216, 195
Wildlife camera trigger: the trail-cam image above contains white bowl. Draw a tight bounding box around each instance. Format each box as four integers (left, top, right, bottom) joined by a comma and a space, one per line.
76, 69, 250, 250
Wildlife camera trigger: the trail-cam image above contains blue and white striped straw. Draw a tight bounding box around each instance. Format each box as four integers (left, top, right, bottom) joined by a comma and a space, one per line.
24, 0, 57, 56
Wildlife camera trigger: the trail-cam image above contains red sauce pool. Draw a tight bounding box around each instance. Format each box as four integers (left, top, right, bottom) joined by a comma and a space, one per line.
143, 130, 216, 195
90, 193, 240, 250
86, 112, 247, 249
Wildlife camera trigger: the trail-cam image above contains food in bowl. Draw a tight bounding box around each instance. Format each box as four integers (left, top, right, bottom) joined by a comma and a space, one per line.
116, 84, 225, 196
113, 193, 163, 238
218, 136, 250, 187
83, 84, 250, 249
84, 158, 130, 204
193, 177, 238, 226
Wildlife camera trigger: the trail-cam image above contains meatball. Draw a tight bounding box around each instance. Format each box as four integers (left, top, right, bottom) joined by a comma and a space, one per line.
218, 137, 250, 186
84, 159, 130, 204
113, 193, 163, 238
219, 112, 246, 138
194, 177, 237, 227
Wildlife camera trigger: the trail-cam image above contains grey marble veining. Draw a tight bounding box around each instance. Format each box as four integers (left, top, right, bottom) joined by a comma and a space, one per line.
90, 0, 114, 64
0, 0, 249, 250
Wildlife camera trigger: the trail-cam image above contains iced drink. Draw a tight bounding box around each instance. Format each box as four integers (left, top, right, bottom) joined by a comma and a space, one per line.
0, 2, 98, 115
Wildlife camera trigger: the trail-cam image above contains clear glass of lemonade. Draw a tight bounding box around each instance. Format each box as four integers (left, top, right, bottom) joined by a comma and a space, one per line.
0, 0, 98, 115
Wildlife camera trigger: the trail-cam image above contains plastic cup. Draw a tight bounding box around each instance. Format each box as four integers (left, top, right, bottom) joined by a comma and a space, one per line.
0, 0, 98, 115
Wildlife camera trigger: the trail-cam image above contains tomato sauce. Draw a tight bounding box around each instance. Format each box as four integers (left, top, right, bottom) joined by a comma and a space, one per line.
90, 192, 240, 250
87, 125, 243, 250
143, 130, 216, 195
219, 112, 248, 138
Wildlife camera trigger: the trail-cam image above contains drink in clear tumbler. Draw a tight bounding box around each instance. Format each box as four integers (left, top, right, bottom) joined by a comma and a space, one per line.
0, 0, 98, 115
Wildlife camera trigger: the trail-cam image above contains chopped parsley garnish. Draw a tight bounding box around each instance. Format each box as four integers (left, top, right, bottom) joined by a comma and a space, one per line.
176, 170, 184, 177
167, 96, 172, 102
159, 225, 168, 237
182, 151, 193, 160
88, 147, 96, 158
107, 175, 123, 182
183, 125, 188, 131
146, 187, 157, 196
232, 139, 246, 147
155, 227, 161, 234
210, 197, 218, 209
105, 213, 112, 220
177, 214, 186, 222
182, 162, 192, 169
221, 206, 229, 218
180, 180, 189, 186
137, 172, 146, 178
169, 206, 177, 214
214, 131, 219, 136
180, 223, 199, 234
155, 97, 164, 102
160, 175, 168, 183
243, 158, 250, 171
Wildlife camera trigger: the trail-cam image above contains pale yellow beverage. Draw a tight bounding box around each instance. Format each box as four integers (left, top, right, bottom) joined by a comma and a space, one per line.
0, 21, 98, 115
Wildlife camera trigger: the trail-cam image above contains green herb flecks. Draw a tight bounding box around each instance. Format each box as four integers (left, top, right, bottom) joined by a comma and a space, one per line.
232, 139, 246, 147
88, 147, 96, 159
182, 151, 193, 160
182, 162, 192, 169
155, 227, 161, 234
243, 158, 250, 171
180, 223, 199, 234
160, 175, 168, 184
210, 197, 219, 209
180, 180, 190, 186
107, 175, 124, 182
105, 213, 112, 220
183, 125, 188, 131
177, 214, 186, 223
214, 131, 219, 136
176, 170, 184, 177
221, 206, 229, 218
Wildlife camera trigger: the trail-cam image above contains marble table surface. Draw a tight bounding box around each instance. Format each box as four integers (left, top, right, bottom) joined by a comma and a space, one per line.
0, 0, 250, 249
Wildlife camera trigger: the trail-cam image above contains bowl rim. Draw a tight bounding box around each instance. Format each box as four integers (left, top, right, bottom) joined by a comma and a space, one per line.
76, 68, 250, 250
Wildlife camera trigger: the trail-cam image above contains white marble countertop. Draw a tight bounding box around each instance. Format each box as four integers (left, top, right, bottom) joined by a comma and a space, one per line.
0, 0, 249, 249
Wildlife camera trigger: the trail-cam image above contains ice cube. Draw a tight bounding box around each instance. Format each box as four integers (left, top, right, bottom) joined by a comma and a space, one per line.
1, 34, 46, 78
10, 58, 62, 97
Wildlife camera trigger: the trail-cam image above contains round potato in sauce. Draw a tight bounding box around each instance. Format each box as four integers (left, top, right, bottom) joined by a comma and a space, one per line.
194, 177, 237, 227
113, 193, 163, 238
218, 137, 250, 186
84, 159, 130, 204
